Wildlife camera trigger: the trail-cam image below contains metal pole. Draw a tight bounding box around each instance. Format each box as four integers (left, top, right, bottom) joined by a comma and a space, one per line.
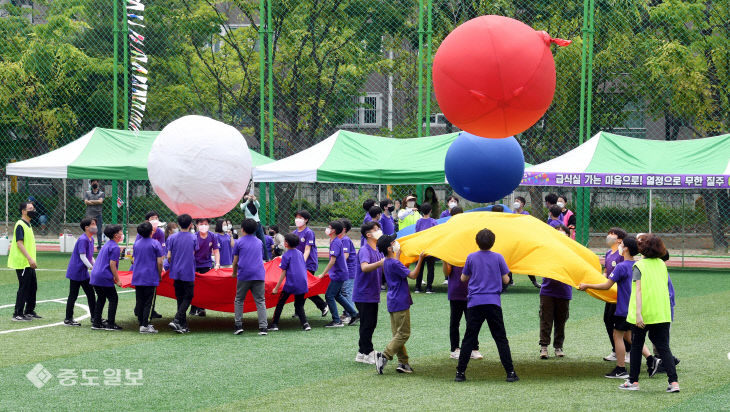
417, 0, 424, 138
256, 0, 268, 225
681, 191, 685, 267
5, 178, 8, 235
267, 0, 275, 225
63, 178, 67, 228
648, 189, 653, 233
123, 180, 129, 246
112, 180, 118, 224
424, 0, 433, 137
576, 0, 595, 246
123, 8, 129, 129
112, 0, 119, 129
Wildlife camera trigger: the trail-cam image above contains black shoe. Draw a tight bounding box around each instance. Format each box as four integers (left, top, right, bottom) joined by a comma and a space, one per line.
605, 366, 629, 379
169, 321, 183, 333
258, 328, 268, 335
324, 321, 344, 328
374, 352, 388, 374
189, 308, 198, 316
11, 315, 31, 322
414, 289, 422, 294
348, 315, 360, 326
64, 319, 81, 327
646, 355, 656, 376
197, 309, 206, 317
532, 282, 541, 289
396, 363, 414, 373
455, 371, 466, 382
303, 323, 312, 331
321, 306, 329, 317
425, 289, 435, 294
268, 324, 279, 331
234, 323, 244, 335
150, 311, 162, 319
506, 371, 519, 382
91, 322, 105, 330
105, 323, 123, 331
25, 311, 42, 319
649, 358, 662, 377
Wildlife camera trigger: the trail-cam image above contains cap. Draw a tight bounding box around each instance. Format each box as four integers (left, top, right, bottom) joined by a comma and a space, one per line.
376, 234, 398, 255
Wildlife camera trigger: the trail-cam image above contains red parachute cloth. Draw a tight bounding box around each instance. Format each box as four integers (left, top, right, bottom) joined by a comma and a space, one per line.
118, 257, 330, 313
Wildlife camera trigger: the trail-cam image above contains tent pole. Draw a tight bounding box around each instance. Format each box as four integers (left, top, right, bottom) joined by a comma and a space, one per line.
5, 178, 8, 235
123, 7, 129, 129
112, 0, 118, 129
267, 0, 275, 225
648, 189, 652, 233
63, 178, 67, 229
257, 0, 267, 226
112, 180, 118, 224
681, 191, 685, 268
123, 180, 129, 247
424, 0, 433, 137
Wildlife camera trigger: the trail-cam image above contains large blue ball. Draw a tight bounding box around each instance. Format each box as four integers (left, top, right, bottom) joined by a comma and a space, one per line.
444, 132, 525, 203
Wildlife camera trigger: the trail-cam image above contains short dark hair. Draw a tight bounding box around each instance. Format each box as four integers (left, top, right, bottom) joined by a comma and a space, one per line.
608, 227, 628, 240
104, 224, 122, 240
242, 218, 258, 234
376, 234, 397, 255
515, 196, 526, 205
379, 199, 393, 210
549, 205, 562, 218
177, 214, 193, 229
363, 199, 376, 212
329, 220, 344, 235
215, 219, 225, 233
19, 201, 31, 214
296, 210, 311, 222
90, 179, 99, 184
638, 234, 667, 259
451, 206, 463, 216
269, 224, 280, 234
360, 221, 381, 237
368, 206, 382, 219
545, 193, 558, 205
80, 217, 95, 231
475, 228, 496, 250
284, 233, 300, 248
447, 195, 459, 203
420, 202, 432, 216
558, 194, 568, 203
556, 224, 570, 236
341, 218, 352, 233
492, 205, 504, 212
137, 221, 153, 238
144, 211, 159, 220
622, 236, 639, 256
196, 218, 210, 224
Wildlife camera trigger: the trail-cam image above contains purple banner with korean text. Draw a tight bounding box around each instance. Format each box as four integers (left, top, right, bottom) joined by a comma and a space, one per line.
521, 172, 730, 189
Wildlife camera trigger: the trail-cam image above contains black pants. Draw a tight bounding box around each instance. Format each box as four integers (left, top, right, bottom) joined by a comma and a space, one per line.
356, 301, 379, 355
174, 280, 195, 327
135, 286, 156, 327
66, 279, 96, 320
415, 256, 436, 291
450, 300, 478, 352
190, 267, 209, 313
629, 322, 677, 383
528, 275, 538, 285
458, 304, 513, 374
272, 291, 308, 326
307, 295, 327, 311
88, 213, 103, 247
93, 285, 118, 324
254, 222, 271, 261
604, 302, 631, 352
14, 268, 37, 316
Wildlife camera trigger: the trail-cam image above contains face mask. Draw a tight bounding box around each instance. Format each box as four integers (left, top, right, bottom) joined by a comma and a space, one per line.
407, 201, 415, 208
513, 202, 521, 210
371, 230, 383, 239
392, 241, 401, 254
606, 235, 617, 246
388, 205, 395, 212
89, 227, 98, 234
295, 218, 305, 228
618, 245, 625, 256
268, 230, 275, 236
27, 210, 38, 219
325, 227, 332, 236
150, 219, 160, 228
448, 201, 457, 209
91, 183, 98, 190
198, 224, 209, 233
116, 233, 124, 243
557, 201, 565, 209
173, 228, 180, 233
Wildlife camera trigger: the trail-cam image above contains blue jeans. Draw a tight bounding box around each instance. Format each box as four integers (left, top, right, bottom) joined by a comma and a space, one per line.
340, 278, 355, 316
325, 280, 358, 323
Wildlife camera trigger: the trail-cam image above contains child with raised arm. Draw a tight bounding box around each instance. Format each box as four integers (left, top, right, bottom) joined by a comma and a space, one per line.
270, 233, 311, 331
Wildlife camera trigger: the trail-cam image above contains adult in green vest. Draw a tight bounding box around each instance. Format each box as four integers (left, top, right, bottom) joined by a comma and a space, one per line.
9, 201, 40, 322
397, 194, 421, 230
619, 234, 679, 393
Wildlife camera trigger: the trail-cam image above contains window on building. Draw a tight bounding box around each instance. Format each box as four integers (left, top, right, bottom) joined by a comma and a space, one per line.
341, 93, 382, 128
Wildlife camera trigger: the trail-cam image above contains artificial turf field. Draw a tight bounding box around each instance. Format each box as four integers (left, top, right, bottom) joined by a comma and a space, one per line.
0, 252, 728, 411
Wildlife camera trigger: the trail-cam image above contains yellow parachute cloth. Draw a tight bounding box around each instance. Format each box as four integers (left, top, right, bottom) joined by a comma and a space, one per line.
398, 212, 616, 303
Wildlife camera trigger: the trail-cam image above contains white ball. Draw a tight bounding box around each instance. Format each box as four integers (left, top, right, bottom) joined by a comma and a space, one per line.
148, 115, 252, 218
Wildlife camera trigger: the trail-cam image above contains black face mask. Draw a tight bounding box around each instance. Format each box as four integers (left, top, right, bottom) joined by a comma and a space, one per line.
388, 205, 395, 212
91, 183, 98, 190
27, 211, 38, 219
268, 231, 275, 236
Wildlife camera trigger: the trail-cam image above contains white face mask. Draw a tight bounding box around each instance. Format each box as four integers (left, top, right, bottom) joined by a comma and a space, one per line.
295, 218, 305, 228
173, 228, 180, 233
557, 201, 565, 209
448, 201, 457, 209
325, 227, 332, 236
198, 224, 209, 233
149, 219, 160, 228
513, 202, 521, 210
371, 229, 383, 239
606, 235, 617, 246
618, 245, 625, 256
392, 241, 401, 254
407, 201, 415, 208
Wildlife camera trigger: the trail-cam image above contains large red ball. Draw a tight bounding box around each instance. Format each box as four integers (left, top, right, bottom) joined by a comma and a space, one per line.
433, 15, 559, 139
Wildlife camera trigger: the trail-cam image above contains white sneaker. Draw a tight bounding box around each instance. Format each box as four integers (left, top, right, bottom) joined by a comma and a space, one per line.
470, 350, 484, 360
355, 353, 365, 363
604, 351, 617, 361
442, 280, 448, 285
139, 325, 158, 334
364, 351, 376, 364
450, 348, 461, 359
421, 280, 427, 286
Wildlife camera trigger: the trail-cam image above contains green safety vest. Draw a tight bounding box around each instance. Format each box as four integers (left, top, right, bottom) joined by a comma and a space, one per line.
400, 211, 422, 229
627, 258, 671, 325
8, 219, 36, 269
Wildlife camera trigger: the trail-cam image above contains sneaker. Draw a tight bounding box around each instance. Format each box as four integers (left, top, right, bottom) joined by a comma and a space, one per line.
380, 284, 387, 291
604, 351, 617, 361
618, 380, 639, 391
649, 358, 662, 378
605, 366, 629, 379
25, 311, 42, 319
532, 282, 541, 289
303, 323, 311, 331
150, 311, 162, 319
321, 306, 329, 317
421, 280, 426, 286
364, 351, 376, 365
189, 308, 198, 316
414, 289, 422, 294
233, 324, 244, 335
341, 316, 351, 324
325, 321, 344, 328
450, 348, 461, 359
555, 348, 565, 358
169, 321, 183, 333
355, 353, 366, 363
197, 309, 206, 317
258, 328, 268, 335
666, 382, 680, 393
540, 346, 549, 359
268, 324, 279, 331
91, 322, 105, 330
506, 371, 519, 382
646, 355, 656, 376
470, 350, 484, 360
291, 313, 299, 318
140, 325, 158, 334
348, 315, 360, 326
455, 371, 466, 382
425, 289, 435, 294
396, 363, 414, 374
181, 327, 190, 333
64, 319, 81, 327
12, 315, 31, 322
374, 352, 388, 374
105, 323, 123, 331
442, 280, 448, 285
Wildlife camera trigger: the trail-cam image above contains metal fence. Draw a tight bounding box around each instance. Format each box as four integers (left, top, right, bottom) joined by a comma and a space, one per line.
0, 0, 728, 258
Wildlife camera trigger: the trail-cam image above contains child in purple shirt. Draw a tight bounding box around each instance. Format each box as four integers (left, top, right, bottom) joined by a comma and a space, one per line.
90, 225, 124, 331
232, 218, 267, 335
373, 234, 424, 375
603, 227, 629, 361
166, 214, 199, 333
292, 210, 328, 317
547, 205, 563, 228
414, 202, 438, 294
455, 228, 517, 383
132, 221, 164, 333
441, 195, 459, 218
379, 199, 396, 236
189, 217, 220, 317
214, 219, 234, 268
512, 196, 530, 215
538, 225, 574, 359
444, 261, 482, 360
64, 217, 97, 327
353, 221, 385, 364
339, 219, 359, 322
270, 233, 311, 332
319, 221, 359, 327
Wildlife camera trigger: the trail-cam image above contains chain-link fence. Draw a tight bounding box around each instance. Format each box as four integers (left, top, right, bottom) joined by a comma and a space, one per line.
0, 0, 728, 259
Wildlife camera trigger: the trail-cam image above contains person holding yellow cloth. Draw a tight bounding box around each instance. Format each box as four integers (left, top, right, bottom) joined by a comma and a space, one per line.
9, 201, 41, 322
619, 234, 679, 393
396, 195, 421, 230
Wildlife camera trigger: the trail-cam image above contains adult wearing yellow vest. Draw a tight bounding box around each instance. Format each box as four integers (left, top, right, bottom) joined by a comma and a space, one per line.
9, 201, 40, 322
619, 234, 679, 393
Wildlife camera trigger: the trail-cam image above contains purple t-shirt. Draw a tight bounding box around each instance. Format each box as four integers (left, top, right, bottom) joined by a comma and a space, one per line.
383, 258, 413, 312
353, 242, 384, 303
440, 210, 451, 218
195, 232, 219, 268
462, 250, 508, 307
415, 217, 438, 232
167, 231, 199, 282
609, 260, 633, 316
327, 237, 349, 282
90, 240, 120, 287
131, 237, 163, 286
379, 215, 395, 236
279, 248, 308, 295
604, 249, 624, 277
540, 277, 573, 300
232, 235, 265, 281
342, 236, 357, 279
547, 218, 562, 228
217, 233, 233, 266
514, 210, 530, 215
363, 214, 372, 224
66, 234, 94, 281
265, 235, 274, 252
293, 227, 318, 273
447, 266, 468, 301
130, 227, 165, 271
